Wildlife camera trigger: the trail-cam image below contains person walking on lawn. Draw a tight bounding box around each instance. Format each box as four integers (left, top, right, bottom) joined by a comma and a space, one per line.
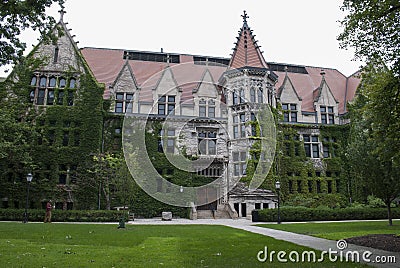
44, 200, 53, 223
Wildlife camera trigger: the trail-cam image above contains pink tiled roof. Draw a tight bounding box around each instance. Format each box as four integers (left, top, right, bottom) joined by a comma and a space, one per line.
81, 47, 360, 114
274, 66, 358, 114
81, 47, 225, 103
229, 14, 268, 69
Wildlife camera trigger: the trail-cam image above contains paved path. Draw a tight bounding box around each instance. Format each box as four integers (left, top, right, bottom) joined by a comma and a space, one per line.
128, 218, 399, 268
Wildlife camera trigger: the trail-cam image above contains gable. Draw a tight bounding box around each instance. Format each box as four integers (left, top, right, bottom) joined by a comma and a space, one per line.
32, 22, 85, 74
113, 62, 138, 93
195, 70, 218, 98
315, 79, 338, 106
155, 67, 180, 95
278, 75, 301, 103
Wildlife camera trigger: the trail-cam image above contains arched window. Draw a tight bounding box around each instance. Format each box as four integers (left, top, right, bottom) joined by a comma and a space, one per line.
208, 99, 215, 118
69, 78, 76, 89
59, 78, 66, 88
257, 88, 263, 103
54, 47, 59, 63
30, 76, 37, 86
39, 76, 47, 87
199, 99, 206, 117
250, 87, 256, 102
239, 88, 245, 103
49, 77, 56, 87
198, 130, 217, 155
29, 90, 35, 102
233, 92, 239, 105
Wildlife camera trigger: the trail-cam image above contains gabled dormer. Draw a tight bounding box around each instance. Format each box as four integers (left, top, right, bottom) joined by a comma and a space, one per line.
32, 9, 85, 74
193, 69, 221, 118
28, 8, 96, 107
277, 70, 302, 123
153, 66, 181, 116
111, 61, 139, 114
313, 71, 339, 124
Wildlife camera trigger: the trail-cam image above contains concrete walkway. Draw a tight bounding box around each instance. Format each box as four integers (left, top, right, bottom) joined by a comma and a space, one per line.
128, 218, 399, 268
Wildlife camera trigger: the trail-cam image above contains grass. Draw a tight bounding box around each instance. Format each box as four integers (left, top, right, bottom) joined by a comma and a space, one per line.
0, 222, 366, 267
257, 220, 400, 240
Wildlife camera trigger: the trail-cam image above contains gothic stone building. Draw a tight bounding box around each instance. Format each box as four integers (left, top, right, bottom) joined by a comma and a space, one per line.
1, 11, 360, 218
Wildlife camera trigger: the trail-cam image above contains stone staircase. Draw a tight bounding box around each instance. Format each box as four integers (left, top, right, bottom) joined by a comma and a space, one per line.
197, 210, 214, 219
195, 204, 238, 220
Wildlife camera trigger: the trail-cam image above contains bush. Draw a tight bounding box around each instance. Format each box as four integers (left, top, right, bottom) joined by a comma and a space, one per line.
255, 207, 400, 222
0, 209, 127, 222
367, 195, 386, 208
284, 194, 347, 209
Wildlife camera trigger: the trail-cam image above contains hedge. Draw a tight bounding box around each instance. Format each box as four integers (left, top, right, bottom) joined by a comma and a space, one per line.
0, 209, 128, 222
254, 207, 400, 222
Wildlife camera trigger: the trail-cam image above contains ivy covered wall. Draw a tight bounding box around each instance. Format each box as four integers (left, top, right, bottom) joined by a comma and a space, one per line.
0, 60, 104, 210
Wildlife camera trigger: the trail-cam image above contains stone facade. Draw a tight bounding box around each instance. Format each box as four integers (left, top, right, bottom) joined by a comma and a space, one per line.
4, 10, 360, 216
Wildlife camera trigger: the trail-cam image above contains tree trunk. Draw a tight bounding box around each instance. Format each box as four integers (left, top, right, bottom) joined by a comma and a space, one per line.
102, 185, 111, 210
387, 201, 393, 226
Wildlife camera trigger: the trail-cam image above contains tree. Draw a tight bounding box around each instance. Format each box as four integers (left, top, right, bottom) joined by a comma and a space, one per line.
78, 153, 126, 210
347, 62, 400, 225
338, 0, 400, 72
0, 0, 65, 67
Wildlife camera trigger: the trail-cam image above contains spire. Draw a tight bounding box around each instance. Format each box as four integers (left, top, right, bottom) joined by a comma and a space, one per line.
241, 10, 249, 27
228, 11, 268, 69
58, 3, 66, 22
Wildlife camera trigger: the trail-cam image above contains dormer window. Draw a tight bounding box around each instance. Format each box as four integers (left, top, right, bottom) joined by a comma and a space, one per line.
158, 95, 175, 115
198, 99, 216, 118
321, 106, 334, 124
282, 103, 298, 122
114, 92, 134, 113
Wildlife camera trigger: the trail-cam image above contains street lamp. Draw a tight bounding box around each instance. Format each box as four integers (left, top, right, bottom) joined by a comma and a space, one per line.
275, 180, 281, 224
23, 173, 33, 223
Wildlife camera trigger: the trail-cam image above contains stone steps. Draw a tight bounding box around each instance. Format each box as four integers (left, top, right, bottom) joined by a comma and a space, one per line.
196, 209, 232, 219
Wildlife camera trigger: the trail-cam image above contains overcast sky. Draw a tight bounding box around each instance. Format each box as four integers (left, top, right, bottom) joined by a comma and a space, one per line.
1, 0, 363, 77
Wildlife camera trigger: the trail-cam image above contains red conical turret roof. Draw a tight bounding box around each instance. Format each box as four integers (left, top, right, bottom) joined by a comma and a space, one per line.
228, 11, 268, 69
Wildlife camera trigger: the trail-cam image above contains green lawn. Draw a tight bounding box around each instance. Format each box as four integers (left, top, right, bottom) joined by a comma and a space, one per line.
257, 220, 400, 240
0, 222, 366, 267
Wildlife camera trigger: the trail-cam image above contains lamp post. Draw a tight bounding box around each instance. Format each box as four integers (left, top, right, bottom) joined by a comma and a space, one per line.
23, 173, 33, 223
275, 180, 281, 224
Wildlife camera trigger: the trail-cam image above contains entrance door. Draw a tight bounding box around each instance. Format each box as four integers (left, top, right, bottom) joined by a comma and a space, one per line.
241, 203, 247, 217
234, 203, 239, 215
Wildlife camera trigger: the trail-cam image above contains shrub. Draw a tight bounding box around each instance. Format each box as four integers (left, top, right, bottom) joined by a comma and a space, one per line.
0, 209, 127, 222
284, 194, 347, 209
255, 207, 400, 222
367, 195, 386, 208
